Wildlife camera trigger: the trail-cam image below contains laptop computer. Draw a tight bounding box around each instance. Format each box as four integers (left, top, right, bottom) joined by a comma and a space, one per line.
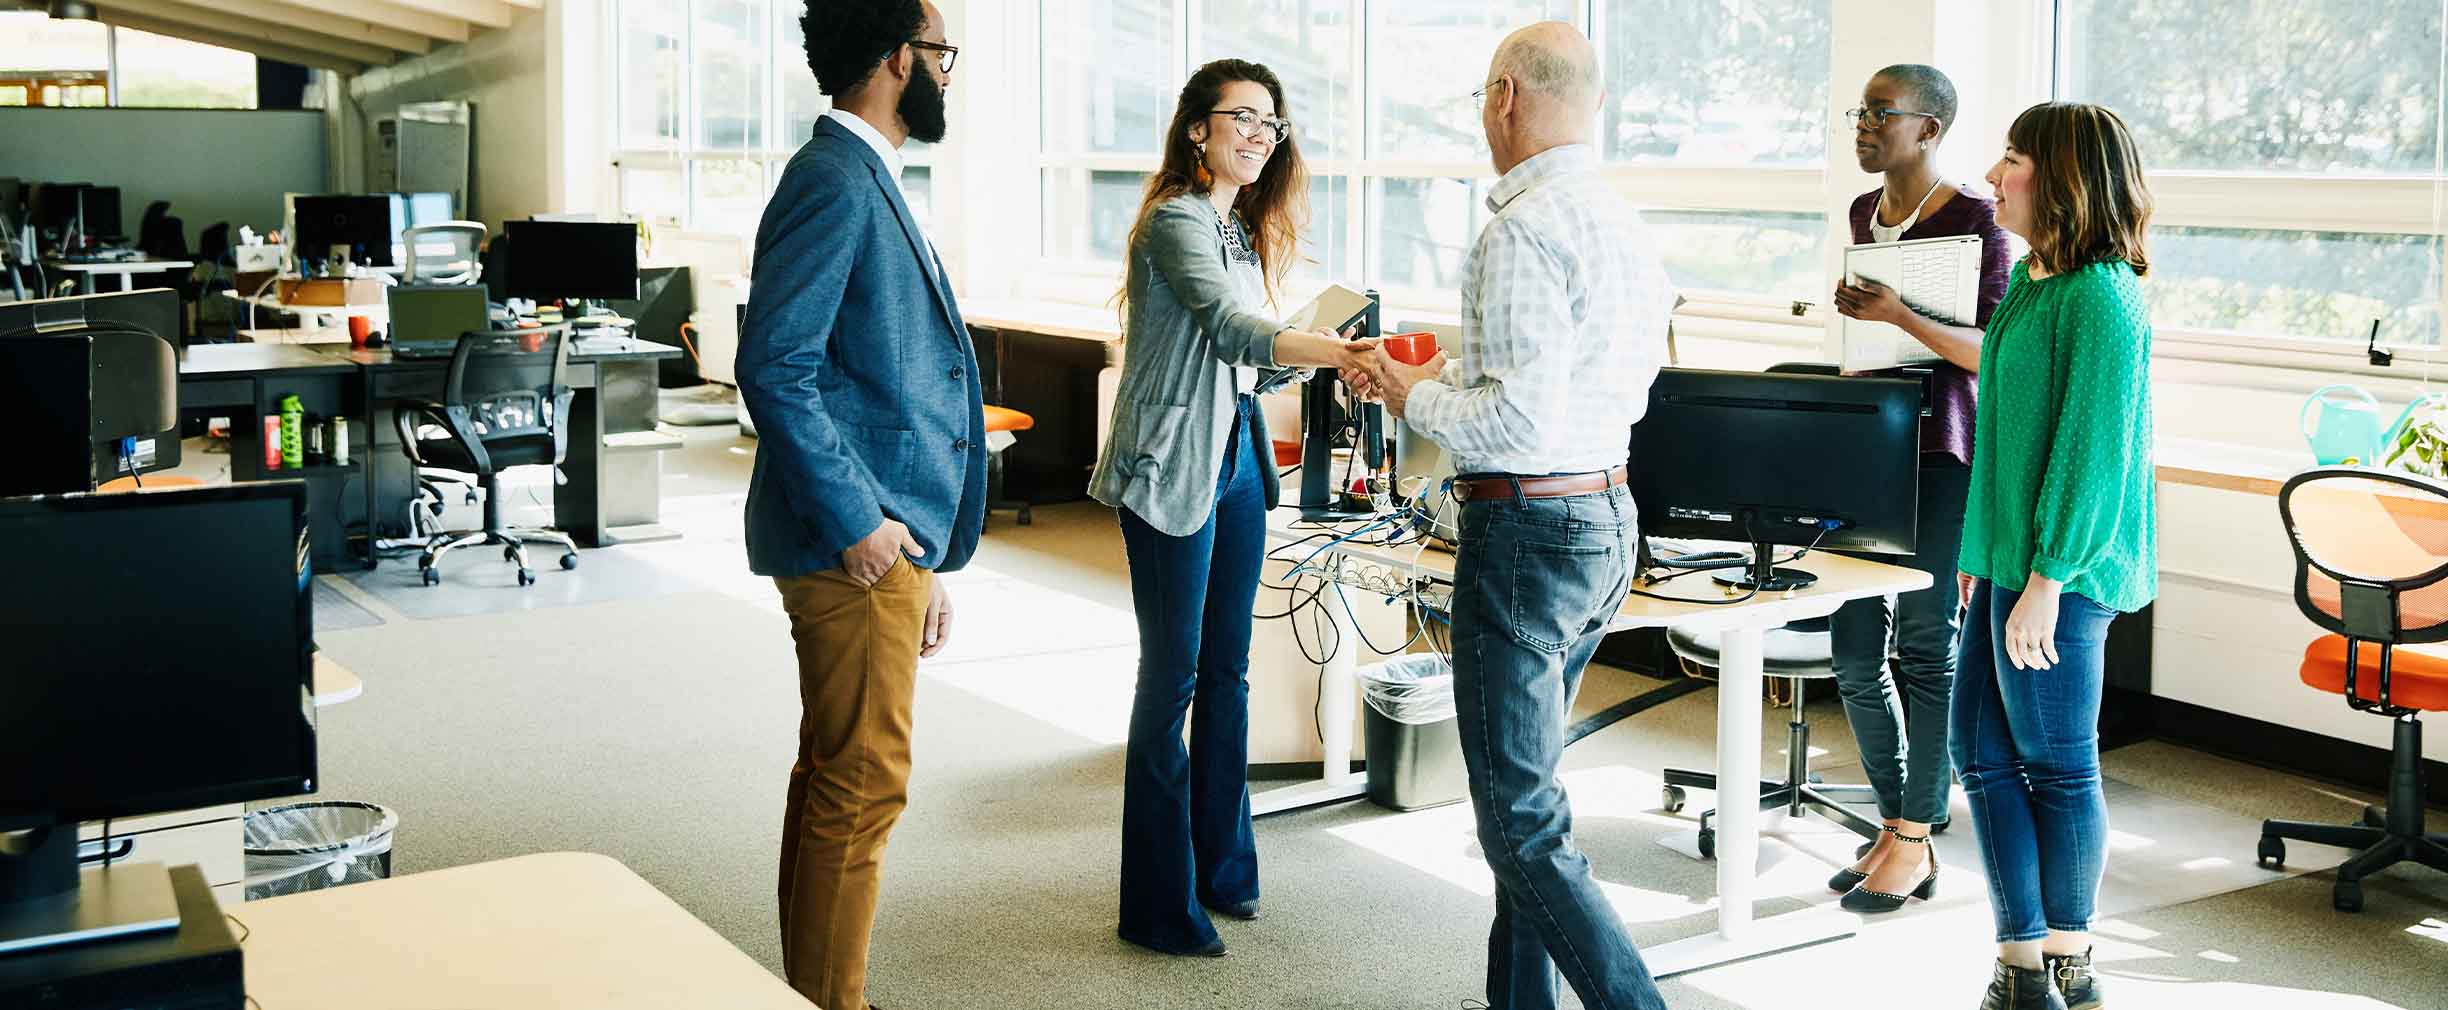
386, 284, 490, 359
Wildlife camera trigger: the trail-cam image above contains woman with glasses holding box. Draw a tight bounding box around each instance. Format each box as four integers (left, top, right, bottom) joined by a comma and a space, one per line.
1088, 58, 1379, 959
1822, 64, 2013, 916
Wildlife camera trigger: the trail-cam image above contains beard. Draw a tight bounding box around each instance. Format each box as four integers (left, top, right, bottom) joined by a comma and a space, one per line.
900, 69, 948, 144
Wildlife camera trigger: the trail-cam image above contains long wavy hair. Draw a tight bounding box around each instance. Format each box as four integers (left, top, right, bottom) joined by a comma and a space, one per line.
2007, 102, 2153, 277
1116, 59, 1309, 323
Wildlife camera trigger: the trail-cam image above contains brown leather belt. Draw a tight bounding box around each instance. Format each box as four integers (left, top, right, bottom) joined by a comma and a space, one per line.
1451, 466, 1628, 503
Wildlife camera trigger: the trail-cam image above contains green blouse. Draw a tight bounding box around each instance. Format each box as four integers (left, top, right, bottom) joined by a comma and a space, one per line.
1958, 258, 2158, 613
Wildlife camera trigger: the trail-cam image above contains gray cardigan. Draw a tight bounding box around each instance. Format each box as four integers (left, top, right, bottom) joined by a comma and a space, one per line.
1088, 194, 1287, 537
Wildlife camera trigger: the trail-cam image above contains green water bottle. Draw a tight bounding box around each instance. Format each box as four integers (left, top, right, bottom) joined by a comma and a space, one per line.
280, 394, 304, 470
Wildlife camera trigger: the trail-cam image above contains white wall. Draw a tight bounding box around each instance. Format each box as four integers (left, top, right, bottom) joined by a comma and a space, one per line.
0, 107, 326, 248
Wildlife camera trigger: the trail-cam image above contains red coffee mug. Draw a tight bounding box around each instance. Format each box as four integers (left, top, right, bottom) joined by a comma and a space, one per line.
347, 315, 372, 349
1383, 330, 1440, 366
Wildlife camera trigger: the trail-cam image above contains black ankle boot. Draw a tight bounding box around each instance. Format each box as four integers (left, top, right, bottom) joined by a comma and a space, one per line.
2045, 948, 2101, 1010
1979, 960, 2069, 1010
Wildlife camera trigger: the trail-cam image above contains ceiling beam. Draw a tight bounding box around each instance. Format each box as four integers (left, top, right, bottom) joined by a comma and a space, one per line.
192, 0, 432, 54
100, 0, 402, 67
372, 0, 519, 31
92, 9, 366, 74
250, 0, 470, 44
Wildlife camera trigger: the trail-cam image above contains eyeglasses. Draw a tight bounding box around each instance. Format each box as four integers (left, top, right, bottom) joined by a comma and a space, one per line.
1207, 108, 1292, 145
1472, 76, 1510, 110
1844, 106, 1938, 129
907, 40, 958, 75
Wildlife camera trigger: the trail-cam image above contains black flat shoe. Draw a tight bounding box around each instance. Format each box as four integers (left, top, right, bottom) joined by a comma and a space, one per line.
1839, 830, 1937, 913
1979, 960, 2069, 1010
2045, 948, 2102, 1010
1202, 898, 1261, 921
1118, 928, 1228, 958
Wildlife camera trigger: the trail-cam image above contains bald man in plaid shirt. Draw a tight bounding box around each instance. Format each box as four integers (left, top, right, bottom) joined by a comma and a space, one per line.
1348, 21, 1673, 1010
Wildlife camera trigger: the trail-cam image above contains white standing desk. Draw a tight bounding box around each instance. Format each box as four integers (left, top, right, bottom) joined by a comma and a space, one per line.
1258, 507, 1930, 976
44, 257, 195, 292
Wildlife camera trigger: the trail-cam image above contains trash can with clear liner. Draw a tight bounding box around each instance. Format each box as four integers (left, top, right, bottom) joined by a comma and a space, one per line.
242, 801, 397, 900
1359, 654, 1469, 811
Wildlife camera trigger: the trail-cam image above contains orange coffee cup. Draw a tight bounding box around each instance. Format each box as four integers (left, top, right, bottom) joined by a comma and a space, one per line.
347, 315, 372, 349
1383, 330, 1439, 366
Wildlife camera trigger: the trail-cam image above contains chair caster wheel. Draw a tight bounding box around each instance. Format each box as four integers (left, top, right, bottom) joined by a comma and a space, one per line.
560, 553, 578, 570
465, 491, 479, 505
1661, 785, 1686, 814
2362, 805, 2387, 828
2257, 835, 2285, 870
2333, 879, 2362, 912
421, 567, 441, 586
517, 567, 536, 587
1696, 828, 1715, 861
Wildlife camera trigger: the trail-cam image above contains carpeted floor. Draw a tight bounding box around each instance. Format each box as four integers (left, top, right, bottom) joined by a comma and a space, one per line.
270, 428, 2447, 1010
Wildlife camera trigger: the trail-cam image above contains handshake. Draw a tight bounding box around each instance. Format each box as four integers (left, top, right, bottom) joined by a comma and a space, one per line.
1317, 333, 1447, 418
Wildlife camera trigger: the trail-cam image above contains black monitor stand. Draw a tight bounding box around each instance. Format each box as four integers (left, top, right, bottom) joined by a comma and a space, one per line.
1706, 510, 1820, 593
1296, 290, 1384, 521
0, 822, 180, 955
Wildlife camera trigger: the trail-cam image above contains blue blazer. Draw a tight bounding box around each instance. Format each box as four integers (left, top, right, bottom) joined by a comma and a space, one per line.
737, 116, 987, 578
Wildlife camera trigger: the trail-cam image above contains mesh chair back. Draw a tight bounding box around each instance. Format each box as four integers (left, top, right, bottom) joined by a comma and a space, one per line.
2280, 468, 2448, 643
405, 222, 487, 285
443, 326, 573, 466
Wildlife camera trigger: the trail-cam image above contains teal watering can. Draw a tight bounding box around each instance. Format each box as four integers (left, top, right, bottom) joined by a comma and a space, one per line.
2302, 385, 2384, 465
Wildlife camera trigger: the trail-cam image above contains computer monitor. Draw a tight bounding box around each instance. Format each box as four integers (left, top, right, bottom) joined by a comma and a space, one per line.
0, 289, 182, 496
385, 284, 491, 356
1627, 367, 1921, 591
0, 178, 22, 229
32, 183, 87, 238
78, 186, 122, 242
504, 219, 640, 302
290, 194, 396, 269
0, 482, 317, 953
403, 191, 454, 228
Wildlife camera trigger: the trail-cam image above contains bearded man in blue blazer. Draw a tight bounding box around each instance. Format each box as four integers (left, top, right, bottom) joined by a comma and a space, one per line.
734, 2, 984, 1006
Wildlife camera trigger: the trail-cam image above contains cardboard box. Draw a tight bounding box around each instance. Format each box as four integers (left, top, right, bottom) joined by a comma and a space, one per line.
276, 276, 385, 307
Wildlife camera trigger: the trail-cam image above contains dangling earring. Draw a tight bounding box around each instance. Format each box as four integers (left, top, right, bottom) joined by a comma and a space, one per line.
1192, 142, 1212, 189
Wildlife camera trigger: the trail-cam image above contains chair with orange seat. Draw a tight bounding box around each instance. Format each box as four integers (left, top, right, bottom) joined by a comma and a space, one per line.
983, 403, 1035, 527
97, 474, 205, 492
2259, 467, 2448, 911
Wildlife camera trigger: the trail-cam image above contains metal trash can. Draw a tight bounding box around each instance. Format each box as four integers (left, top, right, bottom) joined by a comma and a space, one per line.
243, 801, 397, 900
1359, 654, 1469, 811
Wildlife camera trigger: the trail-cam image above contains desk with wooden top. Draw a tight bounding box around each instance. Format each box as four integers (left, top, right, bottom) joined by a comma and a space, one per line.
1259, 506, 1930, 976
233, 851, 807, 1009
959, 298, 1124, 503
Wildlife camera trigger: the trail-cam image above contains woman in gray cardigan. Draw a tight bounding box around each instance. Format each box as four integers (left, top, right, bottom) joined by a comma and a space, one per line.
1089, 58, 1377, 959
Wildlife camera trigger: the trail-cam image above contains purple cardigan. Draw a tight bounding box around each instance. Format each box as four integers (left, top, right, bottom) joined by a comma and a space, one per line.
1848, 185, 2011, 466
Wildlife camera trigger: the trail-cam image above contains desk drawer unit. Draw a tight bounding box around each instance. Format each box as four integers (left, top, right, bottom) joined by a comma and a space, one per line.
80, 806, 245, 894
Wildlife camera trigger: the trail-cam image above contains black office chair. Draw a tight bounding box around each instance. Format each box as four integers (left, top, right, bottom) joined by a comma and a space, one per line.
397, 325, 581, 587
138, 201, 189, 259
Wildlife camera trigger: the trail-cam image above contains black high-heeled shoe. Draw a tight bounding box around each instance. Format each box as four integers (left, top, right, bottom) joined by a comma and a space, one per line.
1828, 826, 1894, 892
1839, 829, 1937, 912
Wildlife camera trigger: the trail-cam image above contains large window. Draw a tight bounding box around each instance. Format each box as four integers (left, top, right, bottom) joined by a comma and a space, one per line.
2059, 0, 2448, 347
611, 0, 933, 237
0, 17, 255, 108
1037, 0, 1833, 309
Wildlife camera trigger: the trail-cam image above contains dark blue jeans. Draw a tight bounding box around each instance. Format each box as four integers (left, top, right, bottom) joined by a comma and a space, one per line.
1115, 398, 1263, 953
1829, 461, 1970, 824
1450, 484, 1666, 1010
1950, 579, 2118, 943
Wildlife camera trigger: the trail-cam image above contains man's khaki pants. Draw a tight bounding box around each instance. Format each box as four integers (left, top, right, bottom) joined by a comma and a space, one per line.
774, 557, 930, 1010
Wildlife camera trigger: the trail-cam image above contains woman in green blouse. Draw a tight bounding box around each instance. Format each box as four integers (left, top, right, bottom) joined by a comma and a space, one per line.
1952, 102, 2156, 1010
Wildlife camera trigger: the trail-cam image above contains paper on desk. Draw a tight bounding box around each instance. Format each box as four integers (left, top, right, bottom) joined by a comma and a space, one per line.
1839, 234, 1981, 372
1284, 283, 1375, 336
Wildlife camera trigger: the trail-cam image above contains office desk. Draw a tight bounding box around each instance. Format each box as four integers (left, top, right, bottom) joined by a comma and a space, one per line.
45, 256, 195, 292
960, 299, 1124, 504
174, 340, 683, 568
234, 852, 806, 1009
1260, 508, 1929, 977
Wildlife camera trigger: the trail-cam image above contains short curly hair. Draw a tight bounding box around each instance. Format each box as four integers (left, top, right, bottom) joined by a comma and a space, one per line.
802, 0, 926, 97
